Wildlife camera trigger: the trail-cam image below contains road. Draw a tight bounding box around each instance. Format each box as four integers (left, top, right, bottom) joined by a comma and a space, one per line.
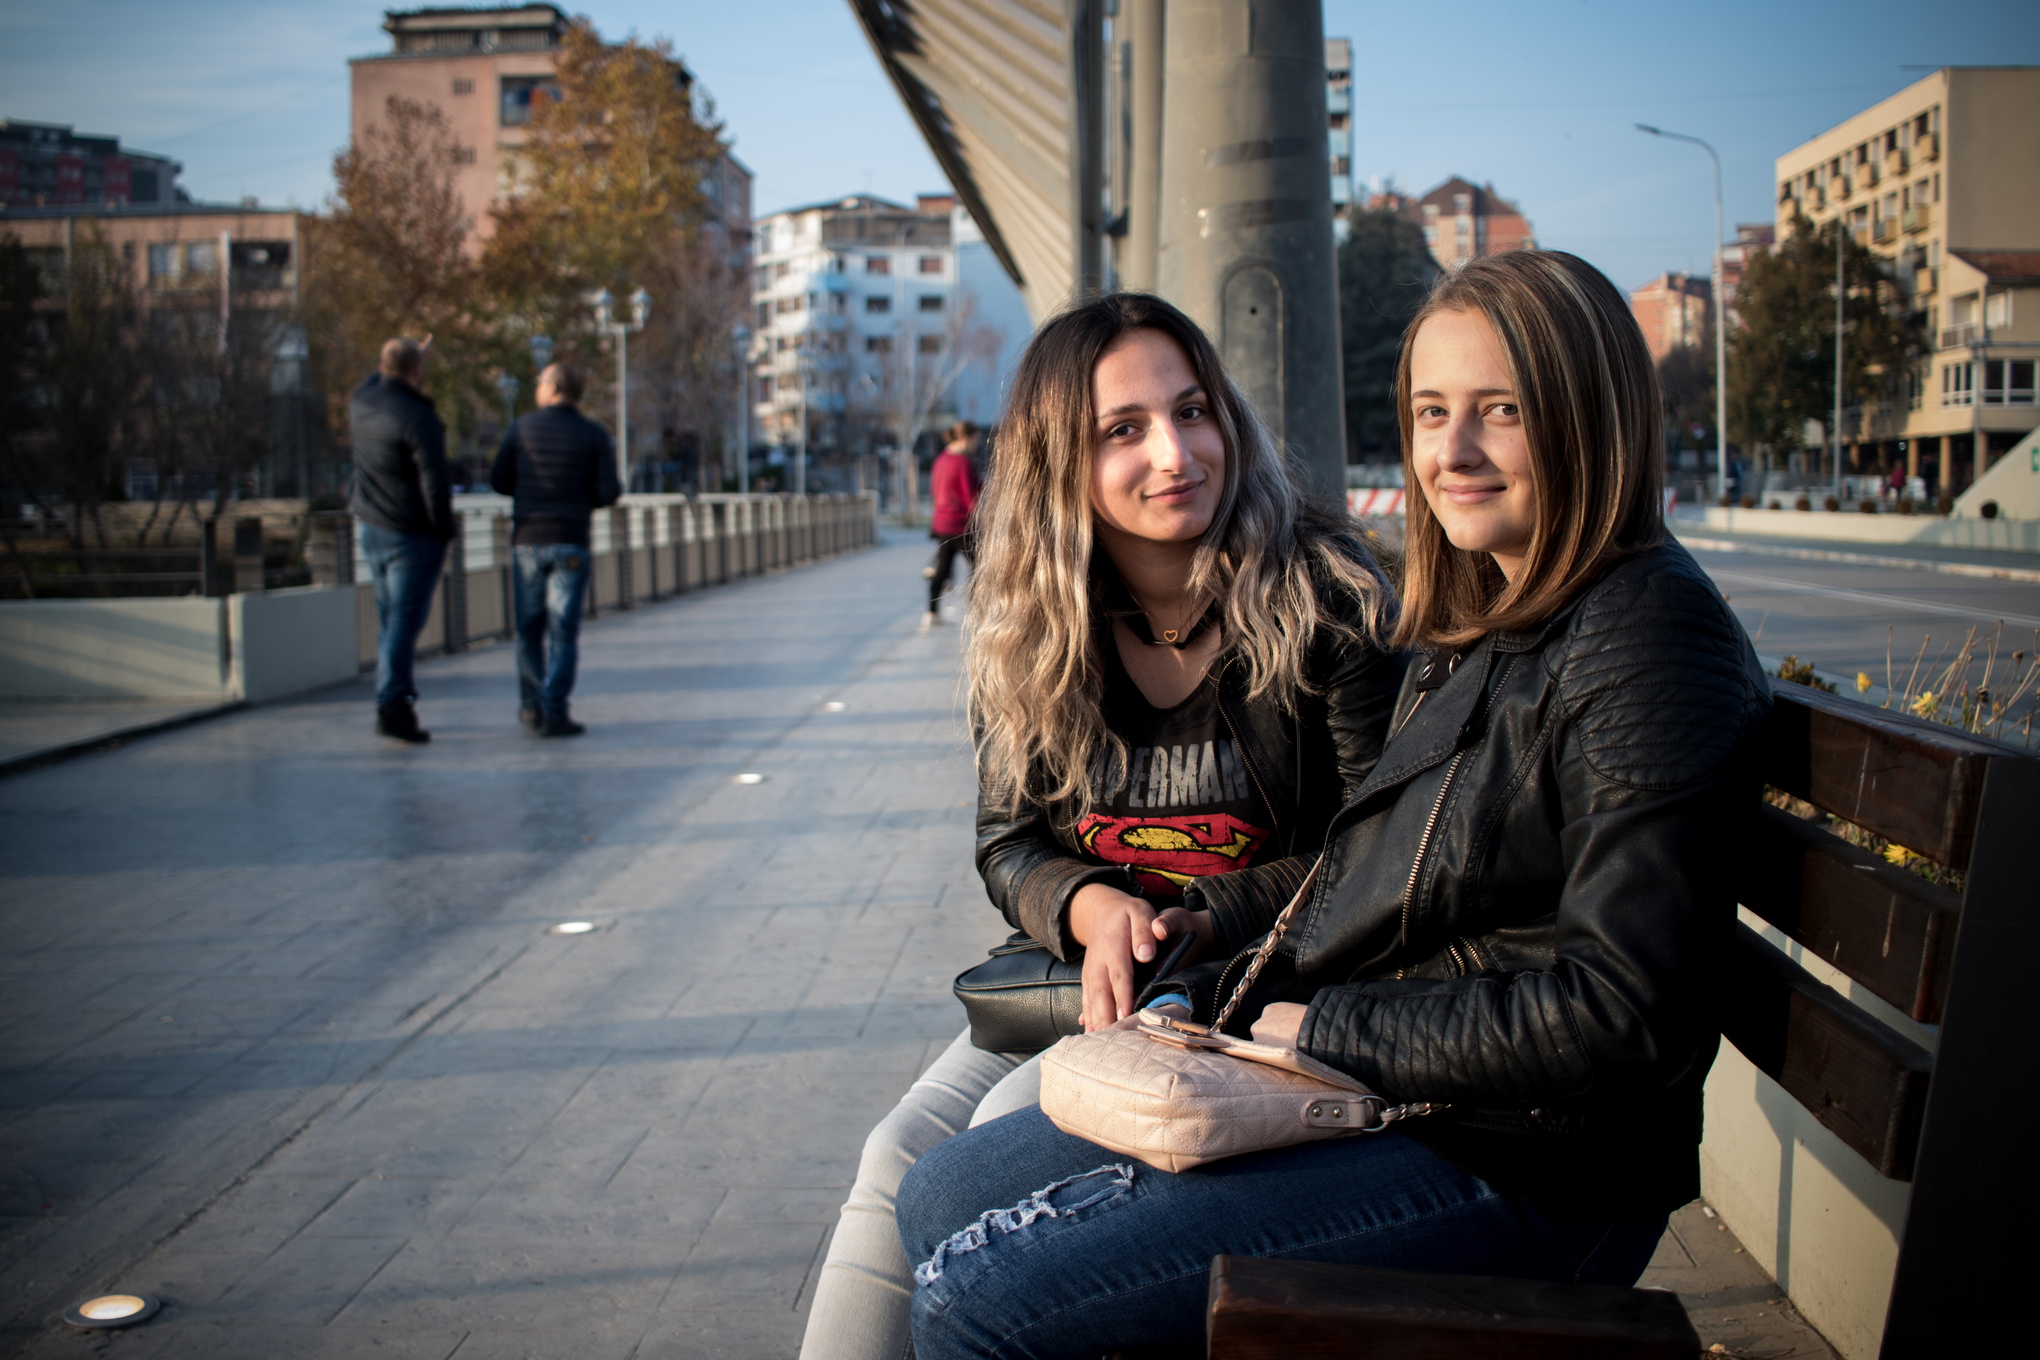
1682, 540, 2040, 739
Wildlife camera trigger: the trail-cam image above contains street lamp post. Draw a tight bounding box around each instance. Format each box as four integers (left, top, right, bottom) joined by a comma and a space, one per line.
731, 323, 751, 495
1637, 124, 1728, 508
590, 288, 651, 489
496, 373, 519, 434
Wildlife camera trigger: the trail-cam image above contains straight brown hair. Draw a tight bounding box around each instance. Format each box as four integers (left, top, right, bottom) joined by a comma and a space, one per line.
1392, 250, 1664, 650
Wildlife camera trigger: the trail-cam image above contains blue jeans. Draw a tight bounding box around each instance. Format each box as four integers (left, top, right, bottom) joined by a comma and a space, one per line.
896, 1106, 1667, 1360
512, 543, 591, 718
361, 523, 446, 708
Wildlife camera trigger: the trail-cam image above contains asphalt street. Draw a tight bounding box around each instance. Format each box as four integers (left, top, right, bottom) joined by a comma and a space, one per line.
1683, 540, 2040, 737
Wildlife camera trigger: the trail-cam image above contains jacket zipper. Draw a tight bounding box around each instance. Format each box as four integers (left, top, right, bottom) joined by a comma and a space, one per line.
1398, 749, 1466, 951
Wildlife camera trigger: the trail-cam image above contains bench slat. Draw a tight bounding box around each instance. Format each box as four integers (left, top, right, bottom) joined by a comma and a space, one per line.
1762, 685, 1999, 868
1736, 804, 1961, 1022
1721, 921, 1934, 1179
1206, 1256, 1699, 1359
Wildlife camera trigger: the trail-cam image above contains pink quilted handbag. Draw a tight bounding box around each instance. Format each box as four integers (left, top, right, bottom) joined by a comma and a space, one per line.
1038, 862, 1445, 1171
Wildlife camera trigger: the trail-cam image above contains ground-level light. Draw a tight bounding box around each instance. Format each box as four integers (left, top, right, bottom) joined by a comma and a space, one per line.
63, 1294, 160, 1330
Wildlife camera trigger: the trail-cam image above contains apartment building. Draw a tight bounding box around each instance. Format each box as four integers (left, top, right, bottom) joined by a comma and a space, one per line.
1718, 222, 1775, 331
1326, 38, 1354, 237
0, 120, 182, 210
1388, 177, 1535, 270
350, 4, 751, 259
748, 194, 1027, 463
1775, 66, 2040, 491
1630, 272, 1713, 363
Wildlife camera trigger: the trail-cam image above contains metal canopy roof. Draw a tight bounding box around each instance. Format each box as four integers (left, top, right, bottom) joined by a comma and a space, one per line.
847, 0, 1074, 319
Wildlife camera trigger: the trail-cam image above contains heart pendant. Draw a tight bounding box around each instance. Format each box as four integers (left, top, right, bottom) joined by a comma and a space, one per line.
1162, 629, 1179, 643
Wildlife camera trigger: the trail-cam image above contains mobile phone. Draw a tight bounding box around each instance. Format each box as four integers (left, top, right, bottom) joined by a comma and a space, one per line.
1149, 929, 1198, 984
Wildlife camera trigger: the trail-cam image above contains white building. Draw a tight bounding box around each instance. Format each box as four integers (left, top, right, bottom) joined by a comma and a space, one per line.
748, 193, 1027, 467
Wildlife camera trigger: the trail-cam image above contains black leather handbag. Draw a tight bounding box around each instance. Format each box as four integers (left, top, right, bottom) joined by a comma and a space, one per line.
954, 931, 1193, 1054
953, 933, 1084, 1055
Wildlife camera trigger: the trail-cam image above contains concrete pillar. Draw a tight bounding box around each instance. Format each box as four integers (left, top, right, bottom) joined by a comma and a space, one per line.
1069, 0, 1106, 297
1118, 0, 1165, 293
1155, 0, 1346, 497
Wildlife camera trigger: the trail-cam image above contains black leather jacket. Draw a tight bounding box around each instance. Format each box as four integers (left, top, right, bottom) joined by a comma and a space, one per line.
975, 562, 1406, 963
1157, 543, 1772, 1217
349, 374, 454, 542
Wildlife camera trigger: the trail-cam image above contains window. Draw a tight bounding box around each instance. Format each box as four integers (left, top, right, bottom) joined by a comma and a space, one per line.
1942, 362, 1972, 406
452, 77, 474, 96
918, 255, 942, 274
1983, 360, 2035, 405
919, 334, 943, 354
1985, 293, 2012, 329
148, 242, 178, 284
500, 75, 559, 126
918, 295, 944, 312
184, 241, 217, 276
865, 296, 891, 314
866, 335, 892, 353
866, 255, 890, 274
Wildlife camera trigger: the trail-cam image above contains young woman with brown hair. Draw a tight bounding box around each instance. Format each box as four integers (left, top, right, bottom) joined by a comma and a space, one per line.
799, 292, 1403, 1360
893, 250, 1773, 1359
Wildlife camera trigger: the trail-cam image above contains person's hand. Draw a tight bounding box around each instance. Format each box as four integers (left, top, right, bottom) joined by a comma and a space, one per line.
1250, 1002, 1306, 1049
1068, 889, 1216, 1031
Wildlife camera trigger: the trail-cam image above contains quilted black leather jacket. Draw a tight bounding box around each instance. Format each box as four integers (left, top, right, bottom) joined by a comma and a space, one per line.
975, 553, 1406, 962
1160, 542, 1771, 1216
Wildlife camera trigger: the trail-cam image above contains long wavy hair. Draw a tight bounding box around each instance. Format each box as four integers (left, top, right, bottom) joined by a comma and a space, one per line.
968, 292, 1389, 817
1393, 251, 1664, 650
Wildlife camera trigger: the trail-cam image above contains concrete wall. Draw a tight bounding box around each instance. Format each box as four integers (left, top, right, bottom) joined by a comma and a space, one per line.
230, 587, 361, 704
1953, 426, 2040, 520
1700, 911, 1934, 1359
1693, 504, 2040, 550
0, 597, 228, 700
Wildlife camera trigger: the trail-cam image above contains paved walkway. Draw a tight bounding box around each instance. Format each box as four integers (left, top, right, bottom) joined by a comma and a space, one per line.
2, 533, 1003, 1359
0, 532, 1833, 1359
0, 701, 237, 773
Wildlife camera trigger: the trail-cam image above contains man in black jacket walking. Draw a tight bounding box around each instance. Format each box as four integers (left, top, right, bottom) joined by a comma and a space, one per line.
350, 337, 455, 743
490, 362, 620, 737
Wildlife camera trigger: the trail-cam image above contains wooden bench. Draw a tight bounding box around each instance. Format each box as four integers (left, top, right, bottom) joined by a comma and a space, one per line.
1204, 682, 2040, 1358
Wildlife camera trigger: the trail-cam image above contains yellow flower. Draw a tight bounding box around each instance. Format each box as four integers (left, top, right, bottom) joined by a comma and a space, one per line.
1884, 843, 1912, 866
1910, 691, 1936, 715
1856, 672, 1872, 693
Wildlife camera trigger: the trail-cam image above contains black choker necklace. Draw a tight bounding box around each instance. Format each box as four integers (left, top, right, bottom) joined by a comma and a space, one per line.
1099, 569, 1220, 651
1119, 598, 1220, 650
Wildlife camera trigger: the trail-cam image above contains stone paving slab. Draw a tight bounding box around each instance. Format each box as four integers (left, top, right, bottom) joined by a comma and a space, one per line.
0, 531, 1838, 1358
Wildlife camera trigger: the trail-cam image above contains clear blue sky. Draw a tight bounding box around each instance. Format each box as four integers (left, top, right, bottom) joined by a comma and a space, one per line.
3, 1, 2034, 291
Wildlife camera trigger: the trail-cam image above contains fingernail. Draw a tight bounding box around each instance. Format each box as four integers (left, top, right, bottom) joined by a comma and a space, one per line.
1137, 947, 1153, 961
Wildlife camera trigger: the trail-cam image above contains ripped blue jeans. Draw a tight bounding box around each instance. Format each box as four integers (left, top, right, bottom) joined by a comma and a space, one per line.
896, 1106, 1666, 1360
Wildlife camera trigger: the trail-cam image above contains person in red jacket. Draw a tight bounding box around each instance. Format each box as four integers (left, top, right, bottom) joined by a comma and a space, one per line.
922, 421, 984, 629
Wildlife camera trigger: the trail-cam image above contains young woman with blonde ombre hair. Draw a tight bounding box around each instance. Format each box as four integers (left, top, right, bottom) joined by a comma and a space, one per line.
798, 291, 1404, 1360
894, 251, 1773, 1359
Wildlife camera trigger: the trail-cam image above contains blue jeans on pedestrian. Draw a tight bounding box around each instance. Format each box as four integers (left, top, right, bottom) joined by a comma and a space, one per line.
513, 542, 591, 719
361, 523, 446, 709
896, 1105, 1667, 1360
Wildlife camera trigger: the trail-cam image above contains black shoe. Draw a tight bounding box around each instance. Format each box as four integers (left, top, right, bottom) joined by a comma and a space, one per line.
539, 712, 586, 738
376, 702, 430, 744
519, 707, 542, 731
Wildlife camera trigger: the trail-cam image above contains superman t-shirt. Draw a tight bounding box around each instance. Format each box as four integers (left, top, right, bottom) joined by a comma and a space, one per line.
1077, 647, 1273, 898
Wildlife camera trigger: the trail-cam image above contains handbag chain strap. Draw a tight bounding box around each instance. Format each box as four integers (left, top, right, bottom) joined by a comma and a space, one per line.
1211, 857, 1321, 1033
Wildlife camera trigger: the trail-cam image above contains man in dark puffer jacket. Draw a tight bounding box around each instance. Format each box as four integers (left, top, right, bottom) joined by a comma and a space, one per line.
489, 362, 619, 737
350, 337, 456, 744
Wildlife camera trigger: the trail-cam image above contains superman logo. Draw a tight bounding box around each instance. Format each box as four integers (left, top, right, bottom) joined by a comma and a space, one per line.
1075, 812, 1270, 895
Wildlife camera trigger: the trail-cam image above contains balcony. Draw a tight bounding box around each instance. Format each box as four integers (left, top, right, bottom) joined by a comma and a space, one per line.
1861, 162, 1881, 188
1872, 219, 1897, 244
1918, 132, 1940, 162
1903, 204, 1930, 234
1885, 147, 1910, 176
1941, 322, 1980, 349
1915, 266, 1938, 296
1835, 175, 1853, 199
